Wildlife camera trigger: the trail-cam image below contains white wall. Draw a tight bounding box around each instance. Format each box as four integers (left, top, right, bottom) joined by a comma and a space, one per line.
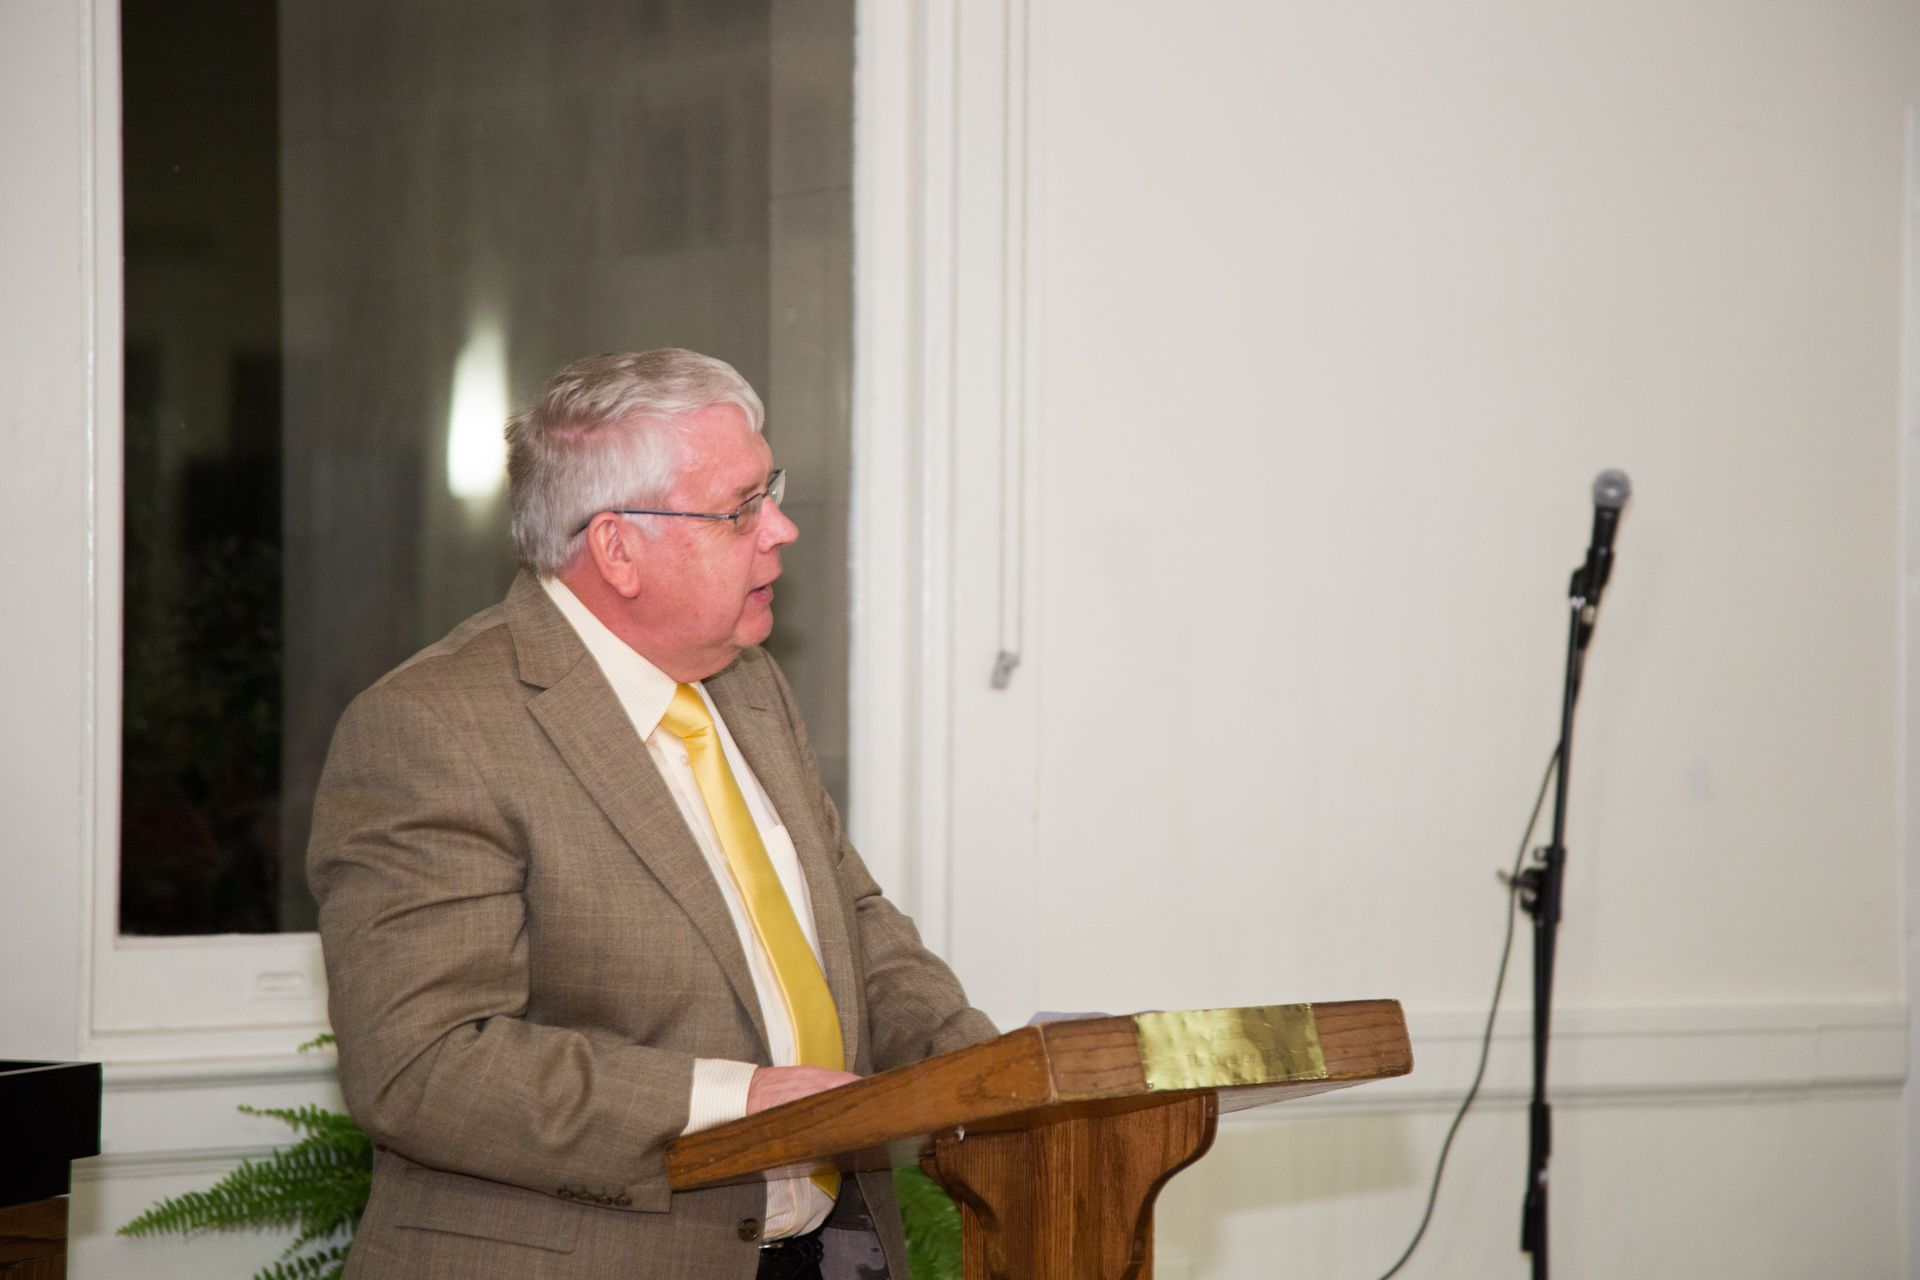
875, 1, 1920, 1276
1, 0, 93, 1068
942, 0, 1911, 1028
5, 1, 1918, 1277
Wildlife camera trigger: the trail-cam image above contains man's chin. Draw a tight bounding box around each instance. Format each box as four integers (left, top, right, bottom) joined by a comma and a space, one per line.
735, 611, 775, 651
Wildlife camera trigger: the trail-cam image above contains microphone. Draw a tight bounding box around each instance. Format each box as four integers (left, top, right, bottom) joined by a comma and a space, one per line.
1579, 469, 1632, 609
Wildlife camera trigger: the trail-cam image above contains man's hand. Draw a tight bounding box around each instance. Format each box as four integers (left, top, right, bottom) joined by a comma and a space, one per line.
746, 1065, 860, 1114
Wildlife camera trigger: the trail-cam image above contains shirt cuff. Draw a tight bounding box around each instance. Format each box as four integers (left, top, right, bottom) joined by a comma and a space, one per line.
684, 1058, 759, 1136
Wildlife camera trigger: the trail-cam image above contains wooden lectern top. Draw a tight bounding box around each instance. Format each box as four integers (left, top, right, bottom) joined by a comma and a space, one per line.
667, 999, 1410, 1191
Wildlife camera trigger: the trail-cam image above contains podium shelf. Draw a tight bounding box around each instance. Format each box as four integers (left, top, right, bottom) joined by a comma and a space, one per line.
667, 999, 1410, 1190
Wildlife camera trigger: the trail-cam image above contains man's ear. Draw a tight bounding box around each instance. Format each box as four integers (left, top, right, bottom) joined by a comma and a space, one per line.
584, 515, 645, 599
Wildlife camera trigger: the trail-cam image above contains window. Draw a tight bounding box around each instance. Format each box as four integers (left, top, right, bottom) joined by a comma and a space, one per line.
109, 0, 855, 1039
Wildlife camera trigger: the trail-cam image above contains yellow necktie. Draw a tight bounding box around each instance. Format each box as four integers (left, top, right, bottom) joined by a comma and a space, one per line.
661, 684, 842, 1199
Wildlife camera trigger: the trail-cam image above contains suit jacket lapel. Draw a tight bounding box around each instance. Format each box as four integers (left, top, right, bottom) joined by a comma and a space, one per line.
505, 574, 771, 1058
707, 660, 863, 1072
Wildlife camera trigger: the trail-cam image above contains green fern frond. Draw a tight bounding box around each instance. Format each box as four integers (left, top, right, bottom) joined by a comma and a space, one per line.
120, 1103, 372, 1244
283, 1192, 366, 1256
255, 1242, 350, 1280
239, 1104, 372, 1149
120, 1157, 306, 1236
296, 1032, 337, 1054
894, 1166, 962, 1280
121, 1148, 362, 1236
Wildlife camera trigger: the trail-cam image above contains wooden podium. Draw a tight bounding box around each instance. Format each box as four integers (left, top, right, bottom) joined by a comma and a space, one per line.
669, 1000, 1411, 1279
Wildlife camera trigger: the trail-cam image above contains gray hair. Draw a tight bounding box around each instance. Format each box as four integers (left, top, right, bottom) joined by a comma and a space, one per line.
506, 349, 766, 573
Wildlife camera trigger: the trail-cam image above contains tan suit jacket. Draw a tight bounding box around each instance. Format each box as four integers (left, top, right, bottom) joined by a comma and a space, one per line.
309, 572, 995, 1279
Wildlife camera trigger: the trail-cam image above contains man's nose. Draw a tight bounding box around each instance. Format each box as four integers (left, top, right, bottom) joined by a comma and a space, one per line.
759, 498, 799, 548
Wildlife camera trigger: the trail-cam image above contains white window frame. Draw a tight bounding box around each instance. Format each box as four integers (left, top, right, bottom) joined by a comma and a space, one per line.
82, 0, 333, 1062
80, 0, 970, 1064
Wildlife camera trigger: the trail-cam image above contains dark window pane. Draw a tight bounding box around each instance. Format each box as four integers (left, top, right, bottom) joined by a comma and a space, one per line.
121, 0, 286, 934
120, 0, 853, 936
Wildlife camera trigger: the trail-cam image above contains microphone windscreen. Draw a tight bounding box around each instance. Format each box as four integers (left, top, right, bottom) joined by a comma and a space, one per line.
1592, 469, 1632, 511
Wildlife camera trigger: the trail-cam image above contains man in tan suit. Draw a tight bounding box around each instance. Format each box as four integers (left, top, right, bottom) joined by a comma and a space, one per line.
309, 349, 995, 1279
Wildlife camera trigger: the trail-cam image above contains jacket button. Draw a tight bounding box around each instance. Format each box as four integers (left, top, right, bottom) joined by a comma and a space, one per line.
737, 1217, 762, 1242
615, 1194, 632, 1207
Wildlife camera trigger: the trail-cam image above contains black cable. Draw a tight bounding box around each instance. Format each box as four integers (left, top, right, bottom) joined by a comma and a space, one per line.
1373, 745, 1560, 1280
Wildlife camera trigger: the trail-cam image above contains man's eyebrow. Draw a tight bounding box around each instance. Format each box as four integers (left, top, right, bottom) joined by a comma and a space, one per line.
728, 468, 774, 501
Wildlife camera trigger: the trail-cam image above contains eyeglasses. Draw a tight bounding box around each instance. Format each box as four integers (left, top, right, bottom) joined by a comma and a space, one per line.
574, 469, 786, 537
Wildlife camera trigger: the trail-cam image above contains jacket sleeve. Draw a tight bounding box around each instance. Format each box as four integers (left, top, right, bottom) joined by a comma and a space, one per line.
308, 681, 694, 1212
757, 654, 1000, 1072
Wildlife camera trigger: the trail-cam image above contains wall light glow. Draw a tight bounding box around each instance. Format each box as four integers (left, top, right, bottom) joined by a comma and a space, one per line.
447, 319, 509, 501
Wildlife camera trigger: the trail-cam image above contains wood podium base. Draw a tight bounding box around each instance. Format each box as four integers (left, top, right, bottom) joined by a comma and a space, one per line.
0, 1198, 67, 1280
924, 1094, 1219, 1280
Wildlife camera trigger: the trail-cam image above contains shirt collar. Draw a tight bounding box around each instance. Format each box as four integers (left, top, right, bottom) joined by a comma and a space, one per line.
540, 576, 680, 737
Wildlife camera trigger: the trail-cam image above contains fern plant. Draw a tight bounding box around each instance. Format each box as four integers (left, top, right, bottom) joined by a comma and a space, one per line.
895, 1165, 963, 1279
119, 1037, 370, 1280
121, 1034, 962, 1279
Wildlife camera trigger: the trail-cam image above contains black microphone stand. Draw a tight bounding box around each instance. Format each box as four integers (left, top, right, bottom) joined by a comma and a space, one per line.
1515, 530, 1614, 1279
